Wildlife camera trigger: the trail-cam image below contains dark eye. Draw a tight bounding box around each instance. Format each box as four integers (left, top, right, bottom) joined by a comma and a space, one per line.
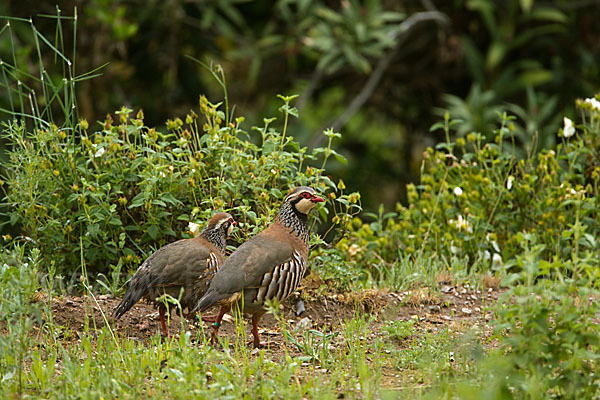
300, 192, 311, 199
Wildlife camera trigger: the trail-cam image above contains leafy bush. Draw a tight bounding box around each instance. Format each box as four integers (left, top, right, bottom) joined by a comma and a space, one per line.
1, 78, 360, 282
492, 238, 600, 398
334, 95, 600, 282
0, 245, 42, 395
427, 238, 600, 399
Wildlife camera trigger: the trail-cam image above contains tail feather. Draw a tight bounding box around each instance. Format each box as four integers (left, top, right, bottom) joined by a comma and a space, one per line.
113, 262, 160, 319
113, 288, 144, 319
192, 289, 227, 314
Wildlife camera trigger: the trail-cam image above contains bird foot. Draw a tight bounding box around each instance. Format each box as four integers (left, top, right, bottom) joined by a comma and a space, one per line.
160, 333, 173, 342
209, 327, 222, 347
249, 340, 269, 349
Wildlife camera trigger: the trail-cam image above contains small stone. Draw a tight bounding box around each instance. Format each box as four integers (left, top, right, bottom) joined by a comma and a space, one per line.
222, 314, 234, 323
461, 307, 472, 315
295, 300, 306, 316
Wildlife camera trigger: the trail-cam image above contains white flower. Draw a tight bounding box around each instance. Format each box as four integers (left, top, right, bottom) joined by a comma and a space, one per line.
563, 117, 575, 138
450, 241, 459, 255
478, 250, 491, 261
584, 97, 600, 111
94, 147, 105, 158
450, 215, 473, 234
486, 233, 501, 253
188, 222, 200, 236
506, 176, 514, 190
492, 253, 503, 269
453, 187, 463, 196
492, 240, 500, 253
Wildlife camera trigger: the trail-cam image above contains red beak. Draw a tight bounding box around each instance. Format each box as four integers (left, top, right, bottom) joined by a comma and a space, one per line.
311, 195, 325, 203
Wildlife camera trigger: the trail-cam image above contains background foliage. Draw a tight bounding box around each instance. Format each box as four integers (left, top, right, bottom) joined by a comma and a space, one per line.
2, 81, 359, 281
1, 0, 599, 212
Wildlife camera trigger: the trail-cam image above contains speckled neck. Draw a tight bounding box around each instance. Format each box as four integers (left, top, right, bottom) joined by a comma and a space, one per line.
275, 200, 309, 244
202, 226, 227, 252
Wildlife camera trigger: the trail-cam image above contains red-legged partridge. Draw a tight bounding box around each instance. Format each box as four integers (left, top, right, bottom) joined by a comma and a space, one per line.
113, 212, 236, 336
193, 186, 324, 348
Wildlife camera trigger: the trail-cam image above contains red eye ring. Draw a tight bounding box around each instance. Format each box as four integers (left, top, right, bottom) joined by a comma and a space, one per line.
300, 192, 311, 199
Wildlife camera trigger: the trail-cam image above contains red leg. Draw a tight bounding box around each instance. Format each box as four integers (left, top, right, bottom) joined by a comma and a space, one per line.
184, 312, 217, 323
159, 305, 169, 337
250, 314, 267, 348
200, 314, 218, 323
210, 306, 228, 344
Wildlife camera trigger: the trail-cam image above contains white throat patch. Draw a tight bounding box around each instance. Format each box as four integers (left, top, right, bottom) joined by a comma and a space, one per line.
295, 198, 317, 214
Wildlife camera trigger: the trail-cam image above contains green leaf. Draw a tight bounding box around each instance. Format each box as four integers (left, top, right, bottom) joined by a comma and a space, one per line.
151, 199, 167, 207
146, 225, 159, 240
530, 7, 567, 23
486, 41, 506, 70
279, 104, 299, 118
109, 217, 122, 226
129, 192, 146, 208
246, 210, 257, 223
161, 192, 182, 206
518, 69, 553, 87
429, 122, 445, 132
519, 0, 534, 13
331, 150, 347, 166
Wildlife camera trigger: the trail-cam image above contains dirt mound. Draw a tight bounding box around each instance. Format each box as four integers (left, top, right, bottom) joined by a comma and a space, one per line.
39, 275, 501, 347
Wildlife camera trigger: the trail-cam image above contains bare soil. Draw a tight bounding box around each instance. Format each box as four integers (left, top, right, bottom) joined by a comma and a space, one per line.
34, 274, 504, 389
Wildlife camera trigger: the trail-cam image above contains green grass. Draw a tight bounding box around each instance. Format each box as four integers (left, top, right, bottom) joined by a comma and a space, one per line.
1, 239, 599, 398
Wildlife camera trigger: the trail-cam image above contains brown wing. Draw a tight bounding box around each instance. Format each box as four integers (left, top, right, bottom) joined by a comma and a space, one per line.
195, 233, 296, 311
114, 238, 214, 318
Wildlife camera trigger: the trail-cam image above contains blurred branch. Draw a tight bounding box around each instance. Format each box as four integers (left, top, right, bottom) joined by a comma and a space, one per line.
309, 10, 450, 148
420, 0, 436, 11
